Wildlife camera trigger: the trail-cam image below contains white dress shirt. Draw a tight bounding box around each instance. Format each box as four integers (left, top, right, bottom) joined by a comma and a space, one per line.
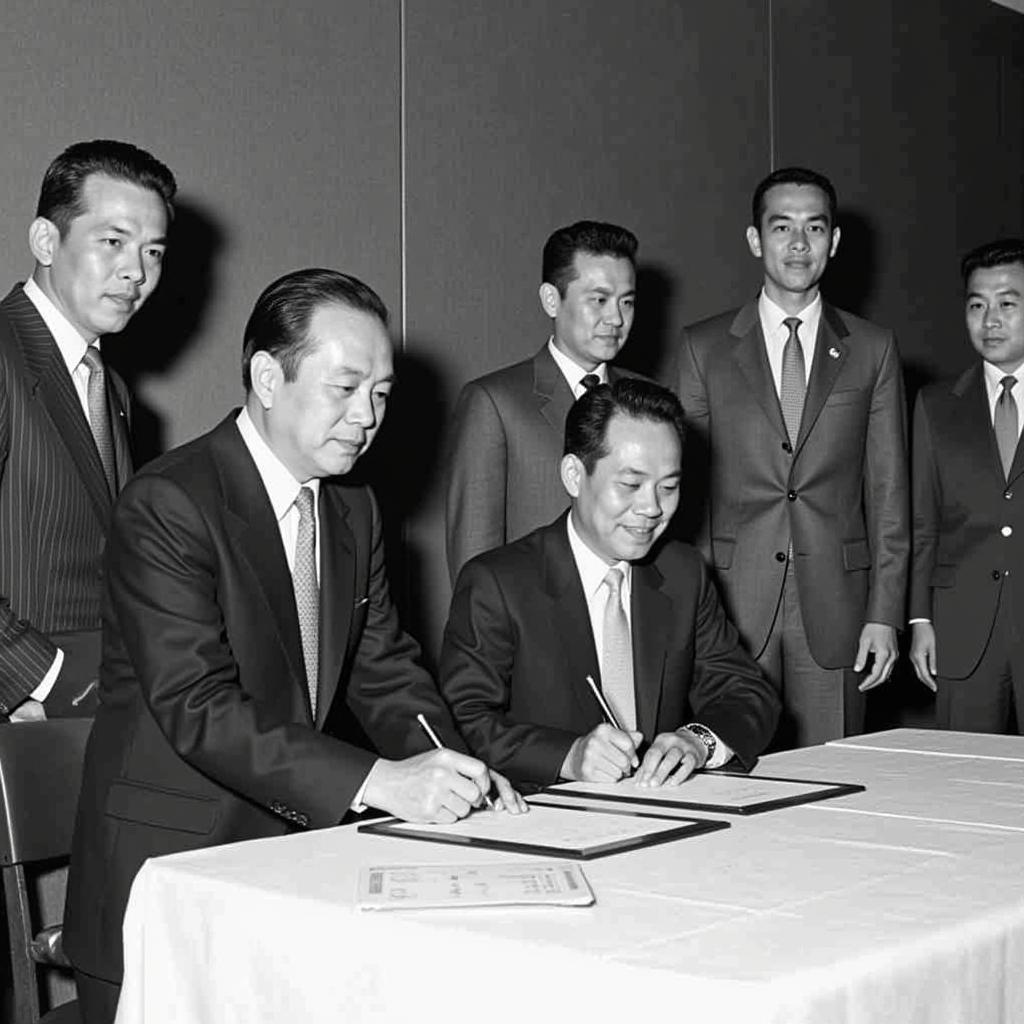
547, 338, 609, 398
758, 290, 822, 396
983, 358, 1024, 445
565, 513, 730, 768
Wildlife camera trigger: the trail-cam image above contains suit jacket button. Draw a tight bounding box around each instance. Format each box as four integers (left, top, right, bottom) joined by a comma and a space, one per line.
1002, 526, 1013, 537
782, 441, 793, 454
787, 490, 797, 501
1006, 491, 1014, 500
775, 551, 787, 562
993, 570, 1002, 581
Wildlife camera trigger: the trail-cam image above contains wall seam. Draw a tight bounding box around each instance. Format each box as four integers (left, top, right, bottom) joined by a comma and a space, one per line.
767, 0, 776, 169
399, 0, 408, 352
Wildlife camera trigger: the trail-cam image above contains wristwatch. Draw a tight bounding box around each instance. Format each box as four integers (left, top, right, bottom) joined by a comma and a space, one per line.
683, 723, 716, 768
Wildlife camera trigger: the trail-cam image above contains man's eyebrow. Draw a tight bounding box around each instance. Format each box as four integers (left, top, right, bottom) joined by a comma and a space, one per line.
98, 222, 168, 245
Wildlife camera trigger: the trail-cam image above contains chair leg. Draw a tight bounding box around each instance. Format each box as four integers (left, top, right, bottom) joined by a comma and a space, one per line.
3, 866, 42, 1024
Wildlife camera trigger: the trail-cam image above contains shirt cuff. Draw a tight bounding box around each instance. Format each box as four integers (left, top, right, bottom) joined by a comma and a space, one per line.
704, 730, 733, 770
349, 760, 377, 813
909, 618, 931, 625
29, 648, 63, 703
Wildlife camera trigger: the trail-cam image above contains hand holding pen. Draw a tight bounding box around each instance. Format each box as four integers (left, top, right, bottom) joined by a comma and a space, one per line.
558, 676, 643, 783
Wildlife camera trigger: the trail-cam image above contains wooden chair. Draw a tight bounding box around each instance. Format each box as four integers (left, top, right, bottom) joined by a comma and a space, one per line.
0, 720, 91, 1024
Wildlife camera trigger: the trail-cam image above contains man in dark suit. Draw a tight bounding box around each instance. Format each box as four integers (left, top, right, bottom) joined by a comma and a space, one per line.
64, 269, 522, 1023
0, 140, 176, 721
445, 220, 642, 582
676, 167, 909, 749
909, 239, 1024, 731
440, 378, 779, 789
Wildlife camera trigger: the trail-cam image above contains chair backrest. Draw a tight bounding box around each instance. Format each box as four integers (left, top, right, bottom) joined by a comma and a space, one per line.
0, 719, 92, 1024
0, 720, 92, 867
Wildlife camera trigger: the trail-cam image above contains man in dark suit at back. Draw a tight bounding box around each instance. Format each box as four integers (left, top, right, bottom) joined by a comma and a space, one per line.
909, 239, 1024, 731
65, 268, 522, 1024
445, 220, 643, 582
0, 139, 176, 721
441, 378, 779, 789
676, 167, 909, 749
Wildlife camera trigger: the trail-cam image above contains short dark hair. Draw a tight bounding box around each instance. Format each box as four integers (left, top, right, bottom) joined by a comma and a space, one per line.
242, 268, 389, 390
751, 167, 837, 230
961, 238, 1024, 286
542, 220, 638, 296
564, 378, 686, 473
36, 140, 177, 236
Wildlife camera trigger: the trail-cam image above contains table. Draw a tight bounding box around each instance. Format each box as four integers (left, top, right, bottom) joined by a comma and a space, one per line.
114, 730, 1024, 1023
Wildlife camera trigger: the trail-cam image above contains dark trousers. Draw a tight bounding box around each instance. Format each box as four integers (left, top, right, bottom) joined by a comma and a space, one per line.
759, 567, 865, 750
936, 586, 1024, 733
74, 970, 121, 1024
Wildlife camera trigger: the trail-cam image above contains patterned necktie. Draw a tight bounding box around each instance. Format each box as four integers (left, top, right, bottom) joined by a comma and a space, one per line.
292, 487, 320, 717
601, 567, 636, 730
779, 317, 806, 446
995, 375, 1019, 479
80, 346, 117, 496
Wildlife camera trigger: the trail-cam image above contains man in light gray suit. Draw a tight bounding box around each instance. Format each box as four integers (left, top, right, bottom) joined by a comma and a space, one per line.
445, 220, 644, 582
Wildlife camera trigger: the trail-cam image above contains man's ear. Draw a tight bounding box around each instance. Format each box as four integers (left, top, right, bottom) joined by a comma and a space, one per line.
829, 224, 841, 259
560, 453, 583, 498
28, 217, 59, 266
539, 282, 561, 319
248, 351, 282, 410
745, 225, 763, 259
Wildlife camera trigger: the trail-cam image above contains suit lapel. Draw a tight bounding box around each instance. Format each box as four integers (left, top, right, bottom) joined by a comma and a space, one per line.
316, 483, 355, 727
108, 377, 133, 493
953, 364, 1022, 486
3, 287, 112, 520
532, 344, 575, 437
729, 302, 788, 442
796, 303, 849, 452
630, 560, 670, 737
214, 416, 311, 721
539, 519, 602, 718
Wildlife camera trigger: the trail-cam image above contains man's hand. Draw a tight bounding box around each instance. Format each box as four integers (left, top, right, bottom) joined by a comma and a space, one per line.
560, 723, 642, 783
9, 698, 47, 723
488, 769, 528, 814
909, 622, 938, 692
362, 749, 494, 823
855, 622, 898, 691
635, 729, 707, 787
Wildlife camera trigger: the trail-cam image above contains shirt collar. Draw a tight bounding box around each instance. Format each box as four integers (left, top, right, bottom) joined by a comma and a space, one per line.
758, 289, 823, 340
566, 510, 631, 599
547, 337, 608, 393
235, 407, 320, 522
982, 358, 1024, 401
22, 277, 93, 374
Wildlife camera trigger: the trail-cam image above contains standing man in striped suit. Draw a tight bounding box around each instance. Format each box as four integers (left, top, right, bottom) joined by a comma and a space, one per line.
0, 140, 176, 721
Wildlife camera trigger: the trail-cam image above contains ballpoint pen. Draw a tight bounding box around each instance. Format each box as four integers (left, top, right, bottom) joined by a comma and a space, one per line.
416, 713, 496, 809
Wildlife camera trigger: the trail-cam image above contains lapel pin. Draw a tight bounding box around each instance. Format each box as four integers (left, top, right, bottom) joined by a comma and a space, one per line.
828, 347, 840, 359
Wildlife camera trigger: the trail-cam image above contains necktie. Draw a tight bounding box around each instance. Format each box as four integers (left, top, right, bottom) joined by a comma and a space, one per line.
995, 375, 1019, 479
601, 567, 636, 730
81, 346, 117, 496
580, 373, 601, 392
293, 487, 320, 717
779, 317, 806, 446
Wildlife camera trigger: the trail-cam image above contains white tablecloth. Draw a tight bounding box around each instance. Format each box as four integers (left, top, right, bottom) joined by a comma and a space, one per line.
114, 730, 1024, 1024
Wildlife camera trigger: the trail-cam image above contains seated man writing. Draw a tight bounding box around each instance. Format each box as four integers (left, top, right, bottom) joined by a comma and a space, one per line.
440, 378, 780, 789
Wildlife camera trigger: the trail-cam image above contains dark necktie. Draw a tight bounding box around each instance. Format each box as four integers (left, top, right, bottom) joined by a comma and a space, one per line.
601, 567, 636, 730
995, 375, 1019, 479
779, 317, 806, 446
580, 373, 601, 392
293, 487, 320, 717
80, 346, 117, 496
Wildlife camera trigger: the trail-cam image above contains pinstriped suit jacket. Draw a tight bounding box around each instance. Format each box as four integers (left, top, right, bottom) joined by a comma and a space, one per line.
0, 284, 132, 714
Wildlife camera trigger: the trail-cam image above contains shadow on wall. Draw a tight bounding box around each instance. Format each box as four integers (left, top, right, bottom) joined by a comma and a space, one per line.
824, 208, 879, 317
103, 199, 226, 466
618, 261, 678, 382
351, 346, 448, 664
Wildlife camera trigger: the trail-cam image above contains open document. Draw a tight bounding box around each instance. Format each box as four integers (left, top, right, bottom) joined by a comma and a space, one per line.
359, 802, 727, 858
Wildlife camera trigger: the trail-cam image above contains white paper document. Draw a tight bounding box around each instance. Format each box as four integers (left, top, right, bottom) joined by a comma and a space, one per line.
550, 772, 860, 813
357, 860, 595, 910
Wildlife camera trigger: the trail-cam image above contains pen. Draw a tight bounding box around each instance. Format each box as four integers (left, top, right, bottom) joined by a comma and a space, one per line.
416, 713, 495, 810
584, 675, 638, 770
